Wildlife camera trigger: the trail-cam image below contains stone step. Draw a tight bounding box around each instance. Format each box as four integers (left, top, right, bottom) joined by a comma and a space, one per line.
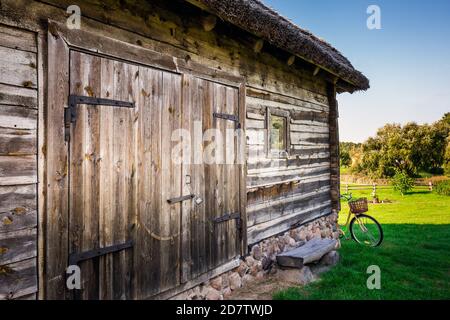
276, 238, 337, 268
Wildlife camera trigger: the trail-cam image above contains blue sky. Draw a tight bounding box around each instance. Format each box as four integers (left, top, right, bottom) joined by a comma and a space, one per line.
263, 0, 450, 142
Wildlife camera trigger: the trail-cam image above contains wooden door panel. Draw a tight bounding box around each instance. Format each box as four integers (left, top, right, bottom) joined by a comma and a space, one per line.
69, 52, 139, 299
68, 50, 242, 298
181, 76, 241, 282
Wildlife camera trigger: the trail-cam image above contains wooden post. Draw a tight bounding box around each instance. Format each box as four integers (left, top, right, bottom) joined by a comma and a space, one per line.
345, 183, 349, 194
372, 183, 377, 197
327, 82, 340, 211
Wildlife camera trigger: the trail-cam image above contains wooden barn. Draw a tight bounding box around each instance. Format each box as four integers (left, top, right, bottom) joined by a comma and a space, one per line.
0, 0, 369, 300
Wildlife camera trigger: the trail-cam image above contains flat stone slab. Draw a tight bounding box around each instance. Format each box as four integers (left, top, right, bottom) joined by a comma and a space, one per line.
276, 238, 337, 268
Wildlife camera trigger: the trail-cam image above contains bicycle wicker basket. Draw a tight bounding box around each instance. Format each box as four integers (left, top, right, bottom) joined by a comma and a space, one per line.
348, 198, 368, 214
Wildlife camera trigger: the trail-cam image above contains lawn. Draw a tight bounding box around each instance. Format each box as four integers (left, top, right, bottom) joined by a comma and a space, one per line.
273, 187, 450, 300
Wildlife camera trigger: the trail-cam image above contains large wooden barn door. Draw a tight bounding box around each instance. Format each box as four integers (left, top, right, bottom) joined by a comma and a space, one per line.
67, 51, 183, 299
55, 46, 243, 299
180, 75, 242, 282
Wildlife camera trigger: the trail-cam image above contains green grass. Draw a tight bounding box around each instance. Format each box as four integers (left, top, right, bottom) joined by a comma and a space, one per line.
273, 187, 450, 300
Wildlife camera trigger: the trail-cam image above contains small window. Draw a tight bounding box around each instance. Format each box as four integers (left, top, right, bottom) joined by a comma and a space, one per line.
267, 108, 290, 157
270, 115, 287, 151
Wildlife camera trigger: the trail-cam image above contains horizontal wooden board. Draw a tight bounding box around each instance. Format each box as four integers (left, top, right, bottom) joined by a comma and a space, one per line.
247, 154, 330, 171
0, 257, 37, 300
0, 128, 36, 155
277, 238, 336, 267
247, 177, 331, 205
246, 88, 329, 111
0, 24, 37, 52
0, 184, 36, 214
0, 184, 37, 234
290, 123, 329, 134
0, 210, 36, 234
246, 129, 265, 146
0, 105, 38, 130
0, 228, 36, 265
0, 46, 37, 88
247, 202, 332, 245
246, 118, 265, 129
0, 155, 37, 186
247, 188, 331, 227
247, 164, 330, 187
0, 84, 37, 108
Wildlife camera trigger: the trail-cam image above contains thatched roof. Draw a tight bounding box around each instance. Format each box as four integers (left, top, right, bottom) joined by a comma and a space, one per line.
194, 0, 370, 91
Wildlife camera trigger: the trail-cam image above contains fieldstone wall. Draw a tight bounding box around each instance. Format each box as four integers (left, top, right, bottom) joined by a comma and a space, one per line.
172, 211, 340, 300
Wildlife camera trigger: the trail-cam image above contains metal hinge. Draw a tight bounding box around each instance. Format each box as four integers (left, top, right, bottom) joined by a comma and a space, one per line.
68, 240, 133, 265
214, 212, 242, 238
64, 95, 135, 141
213, 112, 241, 129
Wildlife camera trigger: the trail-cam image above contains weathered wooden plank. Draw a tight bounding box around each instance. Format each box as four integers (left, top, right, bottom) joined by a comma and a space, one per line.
0, 257, 37, 300
0, 84, 37, 108
147, 67, 163, 296
0, 46, 37, 88
0, 128, 36, 156
246, 88, 329, 111
44, 29, 70, 300
238, 83, 248, 255
247, 190, 331, 228
69, 51, 103, 300
111, 60, 136, 299
247, 154, 330, 171
159, 71, 182, 292
0, 24, 37, 52
276, 238, 337, 267
290, 123, 329, 134
0, 105, 37, 130
246, 129, 265, 146
0, 155, 36, 186
0, 184, 36, 234
0, 228, 36, 265
0, 184, 36, 214
246, 118, 265, 129
247, 202, 332, 245
327, 82, 340, 211
247, 164, 330, 187
97, 57, 114, 300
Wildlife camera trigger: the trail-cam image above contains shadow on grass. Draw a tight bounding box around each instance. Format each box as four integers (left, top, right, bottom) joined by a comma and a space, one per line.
406, 190, 432, 195
273, 224, 450, 300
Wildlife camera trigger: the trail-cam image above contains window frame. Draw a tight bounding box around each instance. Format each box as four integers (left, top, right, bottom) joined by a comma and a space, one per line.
266, 107, 291, 158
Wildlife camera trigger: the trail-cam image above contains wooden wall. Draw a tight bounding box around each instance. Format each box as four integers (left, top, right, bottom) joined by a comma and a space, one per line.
0, 0, 339, 299
245, 88, 332, 244
0, 24, 38, 299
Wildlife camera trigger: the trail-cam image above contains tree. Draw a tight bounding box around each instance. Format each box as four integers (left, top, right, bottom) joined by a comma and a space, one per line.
391, 169, 414, 195
350, 113, 449, 178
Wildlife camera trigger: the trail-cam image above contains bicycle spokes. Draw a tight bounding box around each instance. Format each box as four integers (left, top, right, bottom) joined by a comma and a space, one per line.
352, 216, 382, 247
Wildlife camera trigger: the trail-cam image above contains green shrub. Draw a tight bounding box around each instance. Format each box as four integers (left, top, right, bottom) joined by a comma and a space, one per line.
434, 180, 450, 196
391, 170, 414, 195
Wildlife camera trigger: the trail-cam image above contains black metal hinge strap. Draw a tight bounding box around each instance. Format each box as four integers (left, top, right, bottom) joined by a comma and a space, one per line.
214, 212, 242, 238
213, 112, 241, 129
65, 95, 135, 142
67, 95, 135, 124
214, 212, 241, 223
68, 240, 133, 265
167, 194, 195, 205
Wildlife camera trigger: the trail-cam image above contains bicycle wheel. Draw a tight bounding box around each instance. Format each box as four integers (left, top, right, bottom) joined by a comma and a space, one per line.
350, 214, 383, 247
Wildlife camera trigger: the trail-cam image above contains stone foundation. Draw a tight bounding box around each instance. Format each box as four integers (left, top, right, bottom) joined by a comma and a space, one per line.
172, 211, 340, 300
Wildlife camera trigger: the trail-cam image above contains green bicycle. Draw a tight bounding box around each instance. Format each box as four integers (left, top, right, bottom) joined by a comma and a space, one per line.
339, 193, 383, 247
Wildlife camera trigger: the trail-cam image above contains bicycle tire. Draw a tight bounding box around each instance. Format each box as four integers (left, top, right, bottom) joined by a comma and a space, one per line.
350, 214, 383, 247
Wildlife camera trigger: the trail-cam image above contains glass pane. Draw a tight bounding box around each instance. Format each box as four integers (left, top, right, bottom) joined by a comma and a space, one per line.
270, 115, 286, 151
